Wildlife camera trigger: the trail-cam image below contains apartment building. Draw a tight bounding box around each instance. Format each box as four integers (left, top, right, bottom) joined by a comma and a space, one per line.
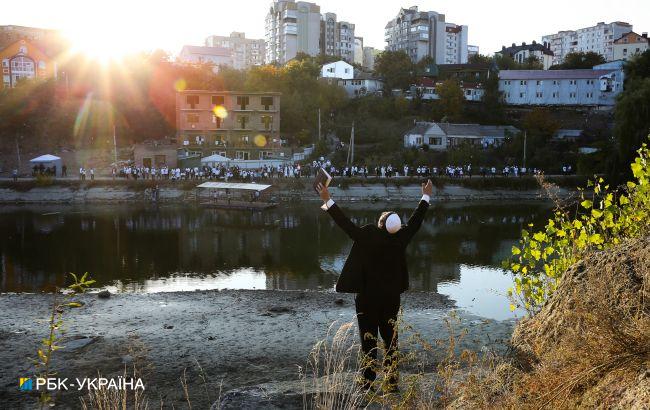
542, 21, 633, 65
265, 0, 321, 64
498, 62, 624, 107
497, 41, 554, 69
176, 91, 283, 160
362, 46, 377, 71
353, 37, 364, 65
612, 31, 649, 61
467, 45, 479, 59
178, 46, 232, 68
319, 12, 356, 63
384, 6, 468, 64
204, 32, 265, 69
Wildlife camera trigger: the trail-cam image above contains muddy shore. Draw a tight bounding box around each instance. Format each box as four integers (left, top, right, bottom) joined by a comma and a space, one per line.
0, 289, 516, 409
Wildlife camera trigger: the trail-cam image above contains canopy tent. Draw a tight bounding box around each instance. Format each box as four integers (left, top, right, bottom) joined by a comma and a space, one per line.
29, 154, 62, 177
200, 154, 231, 164
197, 182, 272, 192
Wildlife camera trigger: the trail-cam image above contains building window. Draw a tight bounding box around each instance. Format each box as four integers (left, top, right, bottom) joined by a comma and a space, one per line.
212, 115, 222, 128
536, 92, 543, 98
261, 96, 274, 110
520, 80, 527, 85
238, 115, 249, 129
553, 80, 559, 85
261, 115, 273, 130
520, 92, 525, 98
429, 137, 442, 145
211, 95, 225, 106
236, 96, 250, 110
235, 151, 250, 160
570, 92, 576, 98
186, 95, 199, 109
186, 113, 200, 123
536, 80, 542, 86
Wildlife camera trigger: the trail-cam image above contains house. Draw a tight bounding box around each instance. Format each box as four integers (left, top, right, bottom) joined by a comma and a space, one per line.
612, 31, 649, 61
410, 77, 484, 101
498, 61, 624, 106
320, 60, 353, 79
1, 39, 56, 89
496, 41, 554, 70
338, 71, 383, 97
404, 122, 519, 150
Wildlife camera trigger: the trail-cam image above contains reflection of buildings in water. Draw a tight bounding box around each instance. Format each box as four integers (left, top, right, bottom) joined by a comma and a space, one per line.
265, 268, 338, 290
408, 262, 461, 293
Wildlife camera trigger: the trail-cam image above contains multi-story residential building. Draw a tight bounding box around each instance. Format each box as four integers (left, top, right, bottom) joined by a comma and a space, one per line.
542, 21, 633, 65
353, 37, 364, 65
265, 0, 321, 64
498, 61, 624, 107
178, 46, 232, 69
362, 46, 377, 71
384, 6, 468, 64
204, 32, 265, 69
612, 31, 649, 61
1, 39, 57, 89
176, 90, 283, 160
444, 23, 468, 64
496, 41, 554, 69
467, 45, 479, 59
319, 13, 355, 63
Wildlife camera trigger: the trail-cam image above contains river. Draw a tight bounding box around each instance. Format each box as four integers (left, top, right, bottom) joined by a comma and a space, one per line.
0, 201, 552, 320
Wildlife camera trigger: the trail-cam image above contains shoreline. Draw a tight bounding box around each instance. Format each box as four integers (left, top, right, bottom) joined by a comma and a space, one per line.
0, 180, 575, 204
0, 289, 517, 408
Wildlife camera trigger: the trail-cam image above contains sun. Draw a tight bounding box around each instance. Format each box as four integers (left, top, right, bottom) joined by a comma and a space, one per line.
63, 25, 146, 63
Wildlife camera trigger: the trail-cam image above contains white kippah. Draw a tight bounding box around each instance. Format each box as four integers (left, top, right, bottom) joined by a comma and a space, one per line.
385, 213, 402, 234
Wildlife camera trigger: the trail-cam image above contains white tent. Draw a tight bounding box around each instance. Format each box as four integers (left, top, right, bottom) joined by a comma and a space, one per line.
201, 154, 231, 166
29, 154, 63, 177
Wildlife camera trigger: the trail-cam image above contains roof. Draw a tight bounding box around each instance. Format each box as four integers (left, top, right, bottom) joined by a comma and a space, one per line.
406, 123, 431, 136
201, 154, 231, 163
181, 45, 231, 57
197, 182, 272, 191
499, 69, 616, 80
30, 154, 61, 162
613, 31, 649, 44
499, 42, 554, 56
352, 70, 381, 80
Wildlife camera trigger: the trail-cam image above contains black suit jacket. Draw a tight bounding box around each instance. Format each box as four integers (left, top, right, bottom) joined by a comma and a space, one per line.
326, 200, 429, 294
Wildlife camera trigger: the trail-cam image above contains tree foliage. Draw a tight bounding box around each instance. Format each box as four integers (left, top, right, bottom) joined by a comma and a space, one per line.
506, 140, 650, 313
437, 79, 464, 122
373, 50, 415, 91
550, 51, 606, 69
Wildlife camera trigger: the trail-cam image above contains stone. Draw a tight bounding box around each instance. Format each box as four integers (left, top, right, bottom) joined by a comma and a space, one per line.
97, 290, 111, 299
163, 324, 174, 329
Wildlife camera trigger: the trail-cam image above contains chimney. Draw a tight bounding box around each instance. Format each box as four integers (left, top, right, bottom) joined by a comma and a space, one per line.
643, 32, 648, 38
522, 42, 526, 46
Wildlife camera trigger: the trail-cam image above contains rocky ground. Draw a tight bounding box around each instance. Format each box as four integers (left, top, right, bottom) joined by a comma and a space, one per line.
0, 290, 516, 409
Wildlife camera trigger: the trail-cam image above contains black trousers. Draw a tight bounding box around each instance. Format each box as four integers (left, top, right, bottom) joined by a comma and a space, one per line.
355, 293, 401, 383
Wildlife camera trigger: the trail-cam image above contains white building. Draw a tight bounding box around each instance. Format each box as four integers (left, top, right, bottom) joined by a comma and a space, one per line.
467, 45, 479, 59
204, 32, 265, 69
612, 31, 649, 61
362, 46, 377, 71
353, 37, 364, 65
338, 71, 384, 98
444, 23, 468, 64
542, 21, 633, 65
498, 61, 625, 106
178, 46, 232, 69
384, 6, 468, 64
266, 0, 321, 64
496, 41, 554, 69
404, 122, 519, 150
321, 60, 353, 79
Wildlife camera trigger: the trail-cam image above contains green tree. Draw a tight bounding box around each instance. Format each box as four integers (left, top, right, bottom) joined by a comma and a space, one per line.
522, 55, 544, 70
613, 50, 650, 177
373, 50, 415, 91
468, 54, 494, 65
437, 79, 464, 122
479, 74, 505, 123
551, 51, 606, 69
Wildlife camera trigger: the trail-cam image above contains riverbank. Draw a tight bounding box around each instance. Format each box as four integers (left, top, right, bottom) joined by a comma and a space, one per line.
0, 176, 580, 203
0, 289, 517, 409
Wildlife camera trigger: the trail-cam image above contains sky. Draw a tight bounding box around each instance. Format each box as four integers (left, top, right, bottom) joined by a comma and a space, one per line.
2, 0, 649, 58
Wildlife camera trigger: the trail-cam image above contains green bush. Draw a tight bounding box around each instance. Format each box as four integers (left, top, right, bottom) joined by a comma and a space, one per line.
505, 139, 650, 313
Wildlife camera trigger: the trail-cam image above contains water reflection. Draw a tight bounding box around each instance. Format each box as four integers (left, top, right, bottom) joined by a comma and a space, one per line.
0, 202, 551, 297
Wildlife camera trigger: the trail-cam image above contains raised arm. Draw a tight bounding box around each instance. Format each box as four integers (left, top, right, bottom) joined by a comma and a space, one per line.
400, 179, 432, 244
317, 183, 361, 241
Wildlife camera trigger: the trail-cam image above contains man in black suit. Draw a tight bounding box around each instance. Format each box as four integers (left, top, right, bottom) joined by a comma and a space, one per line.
316, 179, 433, 389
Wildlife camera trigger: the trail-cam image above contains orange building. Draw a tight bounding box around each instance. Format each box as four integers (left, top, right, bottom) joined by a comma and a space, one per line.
1, 39, 56, 89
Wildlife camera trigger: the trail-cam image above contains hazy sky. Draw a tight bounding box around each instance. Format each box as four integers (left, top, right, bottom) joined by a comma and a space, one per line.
2, 0, 648, 58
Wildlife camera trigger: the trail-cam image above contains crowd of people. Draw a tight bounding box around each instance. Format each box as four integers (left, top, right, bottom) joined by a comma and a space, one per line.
113, 164, 306, 182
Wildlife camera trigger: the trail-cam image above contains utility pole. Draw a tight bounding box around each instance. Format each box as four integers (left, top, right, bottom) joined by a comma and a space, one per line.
318, 108, 321, 141
350, 121, 355, 165
15, 135, 21, 172
113, 125, 118, 165
523, 131, 527, 169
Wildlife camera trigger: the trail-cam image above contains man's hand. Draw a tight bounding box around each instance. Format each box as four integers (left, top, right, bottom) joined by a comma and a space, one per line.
316, 183, 331, 202
422, 179, 433, 196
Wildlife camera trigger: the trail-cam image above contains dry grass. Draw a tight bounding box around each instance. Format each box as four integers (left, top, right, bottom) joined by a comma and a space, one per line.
452, 236, 650, 409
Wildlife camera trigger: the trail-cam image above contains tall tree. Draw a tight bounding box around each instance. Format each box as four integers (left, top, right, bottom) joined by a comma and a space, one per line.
437, 79, 464, 122
550, 51, 606, 69
373, 50, 415, 91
